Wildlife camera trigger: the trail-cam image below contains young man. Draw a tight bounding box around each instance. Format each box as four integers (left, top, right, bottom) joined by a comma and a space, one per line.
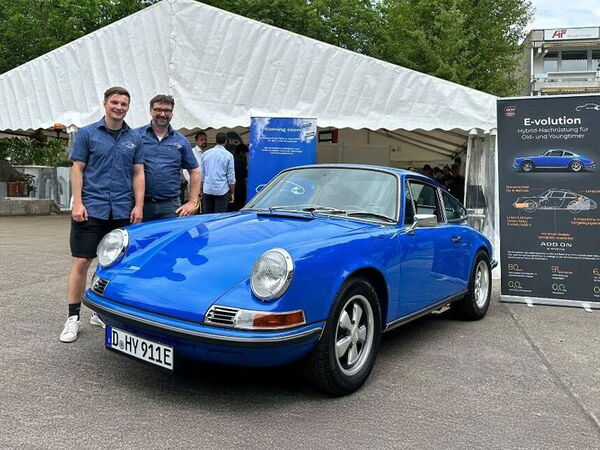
183, 131, 207, 211
200, 132, 235, 214
137, 95, 200, 221
61, 86, 145, 343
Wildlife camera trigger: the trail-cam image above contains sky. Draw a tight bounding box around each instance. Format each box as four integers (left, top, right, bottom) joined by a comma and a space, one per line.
530, 0, 600, 30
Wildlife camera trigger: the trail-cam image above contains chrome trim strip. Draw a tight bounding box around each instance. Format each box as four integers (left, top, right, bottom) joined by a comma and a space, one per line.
384, 291, 467, 332
83, 294, 321, 347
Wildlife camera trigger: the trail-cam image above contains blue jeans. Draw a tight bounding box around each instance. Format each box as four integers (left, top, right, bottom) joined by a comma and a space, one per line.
143, 198, 180, 222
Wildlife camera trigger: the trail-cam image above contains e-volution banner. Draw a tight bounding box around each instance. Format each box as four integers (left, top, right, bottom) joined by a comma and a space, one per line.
247, 117, 317, 202
497, 95, 600, 308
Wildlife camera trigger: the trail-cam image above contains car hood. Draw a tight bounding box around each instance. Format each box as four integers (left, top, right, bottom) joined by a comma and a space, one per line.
100, 212, 375, 321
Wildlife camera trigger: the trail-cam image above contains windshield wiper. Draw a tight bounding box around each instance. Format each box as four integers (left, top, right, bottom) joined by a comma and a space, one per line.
301, 206, 347, 215
345, 211, 395, 223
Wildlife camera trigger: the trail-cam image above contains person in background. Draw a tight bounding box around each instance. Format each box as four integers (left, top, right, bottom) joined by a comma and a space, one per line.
200, 132, 235, 213
137, 94, 200, 221
61, 86, 144, 343
183, 130, 208, 211
422, 164, 434, 178
450, 163, 465, 202
228, 143, 248, 211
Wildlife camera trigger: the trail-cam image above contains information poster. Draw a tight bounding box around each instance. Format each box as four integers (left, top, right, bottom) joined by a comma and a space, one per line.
497, 96, 600, 308
247, 117, 317, 202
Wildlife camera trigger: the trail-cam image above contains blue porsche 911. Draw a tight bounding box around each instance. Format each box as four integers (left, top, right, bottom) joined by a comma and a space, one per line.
513, 149, 595, 172
84, 164, 496, 395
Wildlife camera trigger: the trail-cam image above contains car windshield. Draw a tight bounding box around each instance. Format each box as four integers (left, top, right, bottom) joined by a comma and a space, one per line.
245, 167, 398, 222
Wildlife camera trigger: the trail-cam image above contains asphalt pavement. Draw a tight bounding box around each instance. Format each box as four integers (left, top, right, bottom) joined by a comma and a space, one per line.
1, 215, 599, 449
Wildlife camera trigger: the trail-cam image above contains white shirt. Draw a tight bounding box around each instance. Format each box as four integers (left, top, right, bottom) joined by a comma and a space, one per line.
183, 145, 205, 183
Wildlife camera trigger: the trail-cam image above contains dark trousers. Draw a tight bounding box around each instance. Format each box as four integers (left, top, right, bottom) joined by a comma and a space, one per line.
202, 193, 229, 214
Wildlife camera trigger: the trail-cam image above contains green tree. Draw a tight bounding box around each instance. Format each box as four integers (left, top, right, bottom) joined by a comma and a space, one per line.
0, 0, 157, 74
375, 0, 532, 96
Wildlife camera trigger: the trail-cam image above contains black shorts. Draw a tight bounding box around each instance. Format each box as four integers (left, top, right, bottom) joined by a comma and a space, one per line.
70, 217, 131, 259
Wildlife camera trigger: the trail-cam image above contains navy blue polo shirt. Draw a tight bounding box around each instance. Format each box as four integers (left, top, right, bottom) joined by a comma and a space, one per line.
70, 118, 144, 220
136, 124, 198, 200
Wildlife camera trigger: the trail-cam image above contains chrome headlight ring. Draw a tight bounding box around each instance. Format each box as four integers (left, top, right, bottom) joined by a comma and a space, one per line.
97, 229, 129, 268
250, 248, 294, 301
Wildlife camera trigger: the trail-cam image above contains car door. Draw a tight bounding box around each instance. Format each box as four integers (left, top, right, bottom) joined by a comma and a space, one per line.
396, 179, 463, 316
546, 150, 564, 168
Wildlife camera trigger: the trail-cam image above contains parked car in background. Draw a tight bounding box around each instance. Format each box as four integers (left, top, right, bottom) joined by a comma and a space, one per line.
513, 149, 595, 172
513, 188, 597, 214
84, 164, 496, 396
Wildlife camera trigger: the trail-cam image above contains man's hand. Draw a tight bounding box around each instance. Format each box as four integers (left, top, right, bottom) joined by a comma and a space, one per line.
176, 200, 198, 216
72, 202, 88, 222
130, 205, 143, 224
229, 192, 235, 203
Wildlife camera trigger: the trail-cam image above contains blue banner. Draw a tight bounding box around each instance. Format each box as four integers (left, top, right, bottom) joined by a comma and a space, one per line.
247, 117, 317, 202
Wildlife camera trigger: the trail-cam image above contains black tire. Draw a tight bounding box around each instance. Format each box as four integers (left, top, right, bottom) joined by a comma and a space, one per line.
453, 251, 491, 321
569, 161, 583, 172
303, 277, 382, 396
520, 161, 534, 172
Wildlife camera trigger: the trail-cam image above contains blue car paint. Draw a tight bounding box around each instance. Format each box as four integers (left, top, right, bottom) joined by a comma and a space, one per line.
87, 165, 494, 368
513, 149, 595, 170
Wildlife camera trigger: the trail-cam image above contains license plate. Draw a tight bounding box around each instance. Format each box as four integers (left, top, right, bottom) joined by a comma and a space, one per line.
106, 326, 174, 371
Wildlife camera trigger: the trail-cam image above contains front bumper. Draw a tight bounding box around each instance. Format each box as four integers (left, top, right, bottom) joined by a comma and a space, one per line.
83, 291, 324, 366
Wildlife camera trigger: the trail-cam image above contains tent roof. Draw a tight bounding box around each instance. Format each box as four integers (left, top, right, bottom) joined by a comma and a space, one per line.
0, 0, 497, 133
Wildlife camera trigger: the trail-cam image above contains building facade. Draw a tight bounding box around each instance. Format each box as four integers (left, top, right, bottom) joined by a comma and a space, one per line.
521, 27, 600, 96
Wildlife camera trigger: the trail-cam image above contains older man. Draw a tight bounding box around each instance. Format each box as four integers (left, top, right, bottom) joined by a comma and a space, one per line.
61, 86, 145, 343
200, 132, 235, 213
137, 94, 200, 221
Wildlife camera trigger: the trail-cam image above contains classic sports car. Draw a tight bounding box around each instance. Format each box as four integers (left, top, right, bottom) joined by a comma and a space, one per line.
84, 164, 496, 396
513, 149, 595, 172
513, 188, 597, 214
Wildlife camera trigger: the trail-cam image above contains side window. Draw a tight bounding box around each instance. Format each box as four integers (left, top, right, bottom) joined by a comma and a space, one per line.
564, 151, 573, 156
404, 181, 415, 225
408, 181, 442, 222
441, 191, 467, 221
548, 150, 562, 157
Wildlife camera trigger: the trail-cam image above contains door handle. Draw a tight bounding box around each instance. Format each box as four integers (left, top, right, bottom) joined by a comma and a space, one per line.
451, 236, 461, 243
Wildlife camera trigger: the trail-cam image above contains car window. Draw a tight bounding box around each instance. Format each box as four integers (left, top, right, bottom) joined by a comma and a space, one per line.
550, 191, 564, 198
548, 150, 563, 157
564, 192, 577, 199
404, 181, 416, 225
441, 191, 467, 221
564, 151, 574, 156
407, 181, 442, 222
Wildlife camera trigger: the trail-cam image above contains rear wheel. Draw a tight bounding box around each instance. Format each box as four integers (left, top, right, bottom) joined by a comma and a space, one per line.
453, 251, 491, 321
524, 201, 537, 213
304, 278, 381, 396
569, 161, 583, 172
567, 201, 581, 213
521, 161, 534, 172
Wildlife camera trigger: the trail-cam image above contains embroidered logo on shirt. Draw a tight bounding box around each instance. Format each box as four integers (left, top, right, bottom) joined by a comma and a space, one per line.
168, 143, 183, 150
122, 141, 136, 149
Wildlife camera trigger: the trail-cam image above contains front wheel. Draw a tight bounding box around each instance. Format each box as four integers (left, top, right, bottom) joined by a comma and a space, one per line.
453, 251, 491, 320
303, 278, 382, 396
569, 161, 583, 172
521, 161, 534, 172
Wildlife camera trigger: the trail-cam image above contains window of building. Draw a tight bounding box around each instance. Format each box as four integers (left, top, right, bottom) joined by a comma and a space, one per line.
543, 51, 559, 72
560, 51, 588, 71
592, 50, 600, 70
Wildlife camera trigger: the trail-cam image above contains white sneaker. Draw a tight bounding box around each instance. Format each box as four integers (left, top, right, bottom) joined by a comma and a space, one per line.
90, 313, 105, 328
60, 316, 80, 343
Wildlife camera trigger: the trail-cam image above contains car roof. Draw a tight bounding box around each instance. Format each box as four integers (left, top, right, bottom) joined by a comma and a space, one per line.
285, 163, 443, 187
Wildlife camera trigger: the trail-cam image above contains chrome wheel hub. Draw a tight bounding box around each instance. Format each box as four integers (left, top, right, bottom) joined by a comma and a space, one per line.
335, 294, 374, 376
474, 260, 490, 309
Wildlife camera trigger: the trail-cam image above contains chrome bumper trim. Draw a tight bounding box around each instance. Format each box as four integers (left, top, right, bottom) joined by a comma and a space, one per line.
83, 294, 322, 348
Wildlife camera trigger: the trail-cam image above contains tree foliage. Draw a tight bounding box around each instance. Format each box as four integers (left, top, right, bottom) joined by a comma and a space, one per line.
0, 135, 69, 166
0, 0, 532, 96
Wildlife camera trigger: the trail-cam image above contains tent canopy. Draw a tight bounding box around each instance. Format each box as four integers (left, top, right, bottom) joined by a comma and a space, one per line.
0, 0, 497, 133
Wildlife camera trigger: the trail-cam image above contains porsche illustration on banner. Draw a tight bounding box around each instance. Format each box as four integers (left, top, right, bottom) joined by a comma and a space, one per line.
247, 117, 317, 202
497, 95, 600, 308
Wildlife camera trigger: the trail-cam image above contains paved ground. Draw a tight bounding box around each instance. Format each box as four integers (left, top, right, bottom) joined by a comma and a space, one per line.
1, 215, 599, 449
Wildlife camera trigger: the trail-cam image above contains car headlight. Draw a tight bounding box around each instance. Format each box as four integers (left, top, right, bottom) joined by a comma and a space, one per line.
97, 229, 129, 268
251, 248, 294, 301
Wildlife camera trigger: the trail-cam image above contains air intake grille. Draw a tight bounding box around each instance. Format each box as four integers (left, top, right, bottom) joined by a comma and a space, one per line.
92, 277, 109, 296
204, 306, 239, 327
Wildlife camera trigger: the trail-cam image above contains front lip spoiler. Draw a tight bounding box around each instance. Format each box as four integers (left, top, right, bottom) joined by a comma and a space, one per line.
82, 294, 322, 348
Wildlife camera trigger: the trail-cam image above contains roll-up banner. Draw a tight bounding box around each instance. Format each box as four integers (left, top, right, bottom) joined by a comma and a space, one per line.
247, 117, 317, 202
497, 95, 600, 309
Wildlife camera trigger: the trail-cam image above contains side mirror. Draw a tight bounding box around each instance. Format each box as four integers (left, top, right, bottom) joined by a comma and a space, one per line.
407, 214, 438, 234
414, 213, 438, 228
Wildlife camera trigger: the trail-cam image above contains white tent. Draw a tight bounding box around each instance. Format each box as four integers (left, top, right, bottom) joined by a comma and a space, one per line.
0, 0, 498, 251
0, 0, 496, 132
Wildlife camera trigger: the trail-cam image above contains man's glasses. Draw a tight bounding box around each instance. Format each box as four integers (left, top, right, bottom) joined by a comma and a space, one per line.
152, 108, 173, 114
